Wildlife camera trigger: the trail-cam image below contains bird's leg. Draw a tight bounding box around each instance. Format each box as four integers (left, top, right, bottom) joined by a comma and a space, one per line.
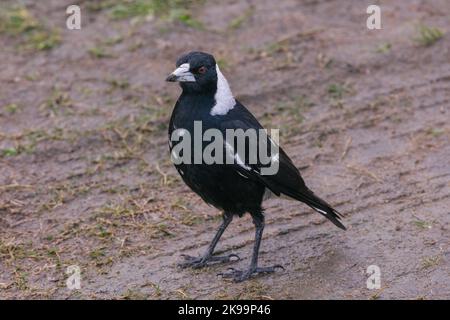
179, 212, 239, 269
218, 213, 284, 282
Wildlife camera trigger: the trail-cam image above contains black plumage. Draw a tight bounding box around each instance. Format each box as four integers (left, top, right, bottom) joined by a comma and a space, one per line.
166, 51, 345, 282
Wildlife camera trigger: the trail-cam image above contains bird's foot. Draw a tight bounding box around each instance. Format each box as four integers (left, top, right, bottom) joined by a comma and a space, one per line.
178, 253, 240, 269
218, 265, 284, 282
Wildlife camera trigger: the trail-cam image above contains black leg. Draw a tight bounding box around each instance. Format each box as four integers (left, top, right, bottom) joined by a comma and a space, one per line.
218, 213, 284, 282
179, 211, 239, 269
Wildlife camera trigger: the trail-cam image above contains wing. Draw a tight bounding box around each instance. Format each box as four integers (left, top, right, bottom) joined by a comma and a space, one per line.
219, 101, 346, 230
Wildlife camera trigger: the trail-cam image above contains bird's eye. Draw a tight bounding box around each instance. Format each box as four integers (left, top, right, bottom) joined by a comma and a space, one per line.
197, 66, 207, 74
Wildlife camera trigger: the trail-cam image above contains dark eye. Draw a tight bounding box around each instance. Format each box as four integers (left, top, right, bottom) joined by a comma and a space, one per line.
197, 66, 207, 74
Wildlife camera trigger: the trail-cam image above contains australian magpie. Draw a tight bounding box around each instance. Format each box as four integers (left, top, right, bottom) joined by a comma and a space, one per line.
166, 51, 345, 282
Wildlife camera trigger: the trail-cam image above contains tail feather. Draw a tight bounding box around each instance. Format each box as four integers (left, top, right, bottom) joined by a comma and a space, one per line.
294, 189, 346, 230
258, 173, 346, 230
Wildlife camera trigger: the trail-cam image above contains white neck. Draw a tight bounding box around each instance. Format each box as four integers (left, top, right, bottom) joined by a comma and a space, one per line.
210, 64, 235, 116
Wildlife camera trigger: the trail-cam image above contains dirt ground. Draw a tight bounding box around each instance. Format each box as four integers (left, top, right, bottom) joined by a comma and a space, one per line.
1, 0, 449, 299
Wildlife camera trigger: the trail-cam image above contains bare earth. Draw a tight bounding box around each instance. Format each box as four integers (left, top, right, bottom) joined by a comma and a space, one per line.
1, 0, 449, 299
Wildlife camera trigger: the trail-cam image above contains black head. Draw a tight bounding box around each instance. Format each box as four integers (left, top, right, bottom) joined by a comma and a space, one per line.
166, 51, 217, 93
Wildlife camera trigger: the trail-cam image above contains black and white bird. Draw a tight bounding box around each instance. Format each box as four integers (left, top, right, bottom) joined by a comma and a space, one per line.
166, 51, 345, 282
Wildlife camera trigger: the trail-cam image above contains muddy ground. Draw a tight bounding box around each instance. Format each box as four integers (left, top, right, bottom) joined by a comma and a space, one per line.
0, 0, 449, 299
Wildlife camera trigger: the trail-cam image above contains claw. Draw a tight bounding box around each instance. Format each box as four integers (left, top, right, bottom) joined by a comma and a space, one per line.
178, 257, 205, 269
180, 254, 194, 261
218, 264, 285, 282
217, 267, 235, 277
273, 264, 285, 271
179, 253, 240, 269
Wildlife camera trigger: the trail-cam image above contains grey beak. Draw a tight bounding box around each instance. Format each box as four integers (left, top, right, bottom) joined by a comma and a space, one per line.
166, 73, 178, 82
165, 63, 196, 83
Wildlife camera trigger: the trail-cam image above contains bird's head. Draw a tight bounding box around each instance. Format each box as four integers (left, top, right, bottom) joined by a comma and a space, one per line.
166, 51, 218, 93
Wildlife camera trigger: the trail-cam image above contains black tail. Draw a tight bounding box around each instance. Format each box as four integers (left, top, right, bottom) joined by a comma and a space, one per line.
295, 189, 346, 230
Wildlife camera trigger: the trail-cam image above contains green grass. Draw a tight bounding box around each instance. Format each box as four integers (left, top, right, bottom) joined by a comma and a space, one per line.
107, 78, 130, 90
28, 30, 60, 50
216, 58, 230, 71
14, 270, 29, 291
0, 6, 60, 51
4, 103, 20, 114
421, 256, 441, 269
170, 9, 203, 29
276, 95, 312, 123
121, 289, 149, 300
40, 88, 75, 117
264, 41, 287, 56
261, 95, 313, 141
376, 42, 391, 53
0, 7, 38, 34
103, 35, 124, 46
228, 7, 254, 30
415, 25, 444, 47
0, 127, 75, 159
109, 2, 153, 19
426, 128, 444, 138
89, 46, 114, 59
89, 248, 106, 260
327, 83, 351, 100
1, 147, 19, 157
104, 0, 203, 28
412, 220, 432, 229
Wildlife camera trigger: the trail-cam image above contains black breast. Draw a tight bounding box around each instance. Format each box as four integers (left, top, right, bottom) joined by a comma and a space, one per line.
168, 95, 265, 215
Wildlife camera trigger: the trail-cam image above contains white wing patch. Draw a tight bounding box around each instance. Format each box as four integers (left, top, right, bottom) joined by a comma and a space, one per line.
237, 171, 248, 179
225, 141, 250, 170
210, 64, 235, 116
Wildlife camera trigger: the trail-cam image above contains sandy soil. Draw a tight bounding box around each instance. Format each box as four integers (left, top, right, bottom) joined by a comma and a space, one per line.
0, 0, 449, 299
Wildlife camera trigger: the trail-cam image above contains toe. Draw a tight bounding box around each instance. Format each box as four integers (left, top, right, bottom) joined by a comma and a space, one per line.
210, 253, 240, 263
217, 267, 241, 279
180, 254, 198, 262
178, 255, 204, 268
218, 265, 284, 281
233, 272, 251, 282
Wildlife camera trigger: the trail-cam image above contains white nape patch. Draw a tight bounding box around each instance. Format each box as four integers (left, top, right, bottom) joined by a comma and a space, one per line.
172, 63, 195, 82
210, 64, 236, 116
225, 141, 250, 170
